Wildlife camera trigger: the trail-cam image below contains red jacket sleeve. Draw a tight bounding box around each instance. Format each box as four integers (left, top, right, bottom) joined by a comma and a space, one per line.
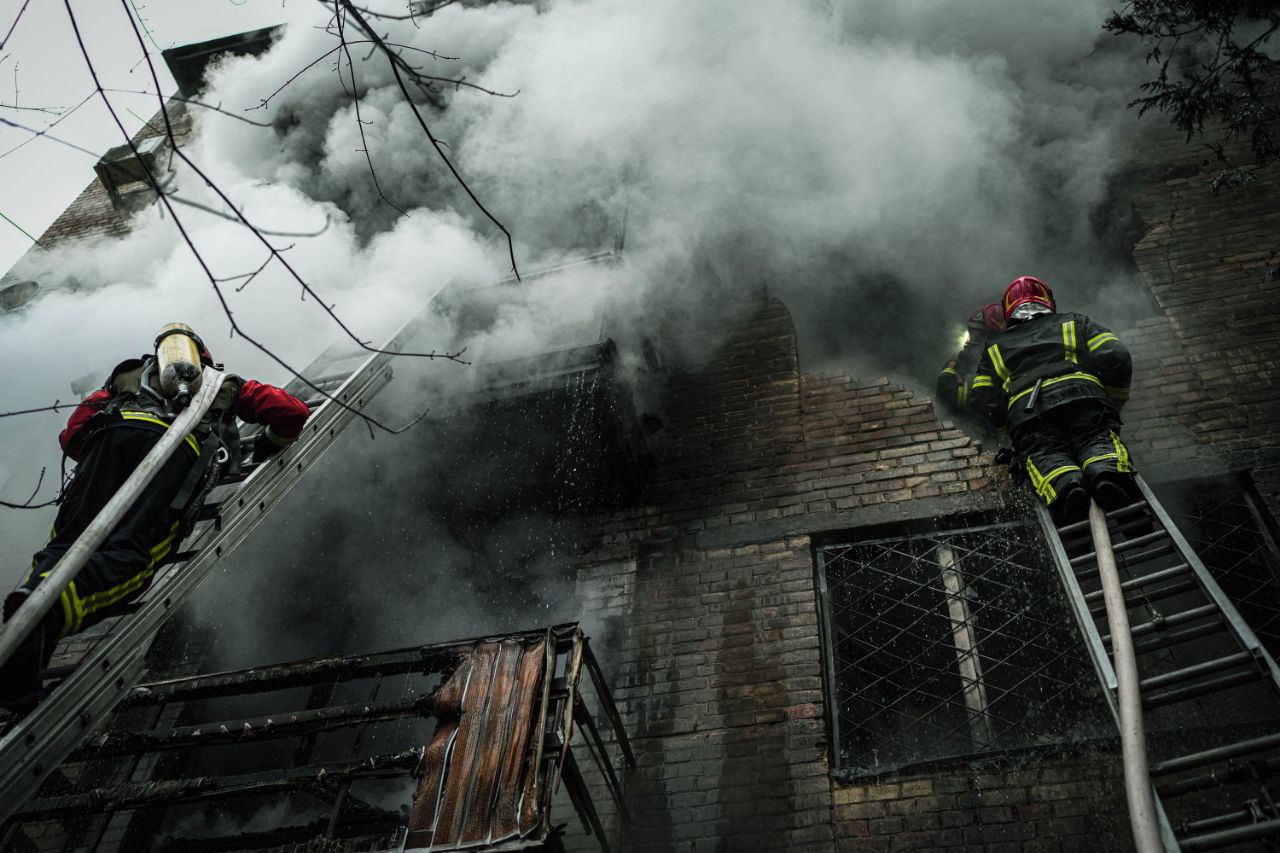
60, 389, 112, 461
236, 381, 310, 445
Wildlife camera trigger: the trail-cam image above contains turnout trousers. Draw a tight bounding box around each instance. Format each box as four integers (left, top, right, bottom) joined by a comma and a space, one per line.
1010, 400, 1134, 510
1, 425, 195, 700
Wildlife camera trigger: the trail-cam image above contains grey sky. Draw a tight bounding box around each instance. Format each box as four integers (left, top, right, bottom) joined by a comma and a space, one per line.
0, 0, 289, 273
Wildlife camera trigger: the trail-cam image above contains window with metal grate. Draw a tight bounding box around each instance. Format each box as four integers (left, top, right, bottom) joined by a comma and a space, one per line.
816, 519, 1111, 778
1155, 474, 1280, 662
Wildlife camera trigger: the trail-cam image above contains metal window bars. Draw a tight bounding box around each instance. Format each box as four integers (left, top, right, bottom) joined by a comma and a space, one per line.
1, 624, 632, 853
1153, 475, 1280, 661
816, 519, 1109, 778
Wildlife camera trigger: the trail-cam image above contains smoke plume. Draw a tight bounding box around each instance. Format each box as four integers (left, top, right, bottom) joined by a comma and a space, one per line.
2, 0, 1160, 659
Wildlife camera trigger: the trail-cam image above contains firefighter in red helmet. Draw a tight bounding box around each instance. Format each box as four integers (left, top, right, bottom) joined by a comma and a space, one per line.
0, 325, 309, 710
936, 302, 1006, 416
968, 277, 1135, 523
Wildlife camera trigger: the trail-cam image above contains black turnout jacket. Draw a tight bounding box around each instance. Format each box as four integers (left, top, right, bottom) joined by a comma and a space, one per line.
969, 311, 1132, 431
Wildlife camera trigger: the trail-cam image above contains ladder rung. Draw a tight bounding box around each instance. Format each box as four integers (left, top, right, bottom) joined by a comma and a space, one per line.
1161, 756, 1280, 800
1056, 500, 1149, 536
1104, 604, 1220, 644
1180, 816, 1280, 851
1180, 806, 1259, 836
1143, 668, 1260, 711
1083, 563, 1192, 604
1073, 543, 1176, 582
1070, 529, 1170, 567
1132, 620, 1226, 656
1153, 731, 1280, 777
1139, 651, 1254, 693
1088, 577, 1199, 618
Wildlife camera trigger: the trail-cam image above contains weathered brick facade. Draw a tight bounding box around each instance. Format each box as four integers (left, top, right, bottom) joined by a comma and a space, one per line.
6, 57, 1280, 853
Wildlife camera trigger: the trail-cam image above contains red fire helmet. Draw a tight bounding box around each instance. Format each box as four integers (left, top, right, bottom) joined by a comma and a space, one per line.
966, 302, 1007, 333
1002, 276, 1055, 319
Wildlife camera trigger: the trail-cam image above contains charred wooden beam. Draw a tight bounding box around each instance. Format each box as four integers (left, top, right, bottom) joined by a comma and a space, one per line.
12, 750, 422, 820
120, 646, 461, 709
73, 693, 438, 760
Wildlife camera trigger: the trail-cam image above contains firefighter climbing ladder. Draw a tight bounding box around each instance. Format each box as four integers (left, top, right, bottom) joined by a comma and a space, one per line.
0, 339, 395, 823
1037, 475, 1280, 852
0, 253, 616, 826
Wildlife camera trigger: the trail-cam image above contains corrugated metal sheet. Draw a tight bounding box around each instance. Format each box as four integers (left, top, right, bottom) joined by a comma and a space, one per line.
407, 635, 554, 850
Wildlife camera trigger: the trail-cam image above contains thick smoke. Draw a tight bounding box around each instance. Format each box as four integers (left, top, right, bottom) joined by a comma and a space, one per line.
2, 1, 1159, 655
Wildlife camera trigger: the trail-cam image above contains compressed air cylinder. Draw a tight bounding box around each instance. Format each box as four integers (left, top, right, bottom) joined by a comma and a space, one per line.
156, 322, 203, 403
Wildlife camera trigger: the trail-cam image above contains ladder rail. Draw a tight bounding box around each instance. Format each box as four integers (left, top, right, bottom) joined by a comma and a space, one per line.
1134, 475, 1280, 691
1034, 504, 1120, 715
0, 356, 393, 824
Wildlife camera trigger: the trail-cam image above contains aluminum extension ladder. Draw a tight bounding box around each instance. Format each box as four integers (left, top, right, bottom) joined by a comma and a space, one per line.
0, 340, 398, 823
0, 253, 617, 826
1037, 474, 1280, 851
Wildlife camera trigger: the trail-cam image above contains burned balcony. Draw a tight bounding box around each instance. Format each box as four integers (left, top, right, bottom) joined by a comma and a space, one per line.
421, 338, 658, 520
1, 624, 632, 853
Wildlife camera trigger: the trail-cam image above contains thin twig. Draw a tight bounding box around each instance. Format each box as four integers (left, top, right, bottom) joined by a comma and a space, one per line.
104, 88, 274, 127
0, 115, 101, 158
335, 0, 521, 279
246, 45, 341, 111
163, 192, 332, 238
0, 466, 58, 510
0, 0, 33, 50
335, 4, 408, 217
0, 91, 93, 161
55, 0, 463, 440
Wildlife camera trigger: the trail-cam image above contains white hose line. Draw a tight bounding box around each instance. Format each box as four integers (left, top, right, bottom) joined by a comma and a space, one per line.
1090, 498, 1165, 853
0, 367, 225, 672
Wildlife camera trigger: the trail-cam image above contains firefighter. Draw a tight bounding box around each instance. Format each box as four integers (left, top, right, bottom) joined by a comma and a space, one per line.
936, 302, 1006, 415
0, 324, 309, 709
969, 276, 1134, 523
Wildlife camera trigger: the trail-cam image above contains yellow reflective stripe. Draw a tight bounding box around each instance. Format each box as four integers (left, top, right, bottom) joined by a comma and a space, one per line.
1104, 385, 1130, 400
1024, 459, 1080, 504
1082, 453, 1119, 470
1088, 332, 1118, 352
941, 367, 958, 377
1006, 372, 1103, 408
988, 345, 1011, 391
119, 412, 201, 456
1063, 321, 1079, 365
77, 521, 180, 619
1111, 431, 1132, 473
970, 374, 995, 389
957, 384, 969, 405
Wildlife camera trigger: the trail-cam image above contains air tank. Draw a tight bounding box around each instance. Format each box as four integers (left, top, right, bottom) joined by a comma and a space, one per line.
155, 322, 203, 404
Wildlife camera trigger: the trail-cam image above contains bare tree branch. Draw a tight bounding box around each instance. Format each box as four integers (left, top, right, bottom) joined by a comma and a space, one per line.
334, 3, 409, 217
103, 88, 274, 127
0, 0, 32, 51
0, 466, 58, 510
334, 0, 521, 279
50, 0, 461, 441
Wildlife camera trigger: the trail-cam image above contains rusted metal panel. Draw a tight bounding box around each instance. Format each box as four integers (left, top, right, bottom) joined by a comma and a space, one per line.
490, 641, 547, 840
409, 635, 554, 850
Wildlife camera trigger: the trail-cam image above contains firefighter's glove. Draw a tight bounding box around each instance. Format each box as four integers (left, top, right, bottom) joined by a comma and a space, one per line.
250, 435, 283, 464
993, 446, 1025, 483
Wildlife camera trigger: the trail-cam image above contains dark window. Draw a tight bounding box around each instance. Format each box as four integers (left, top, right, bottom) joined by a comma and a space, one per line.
816, 519, 1109, 777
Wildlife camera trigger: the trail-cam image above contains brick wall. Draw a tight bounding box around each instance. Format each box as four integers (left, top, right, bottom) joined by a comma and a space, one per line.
562, 299, 1034, 852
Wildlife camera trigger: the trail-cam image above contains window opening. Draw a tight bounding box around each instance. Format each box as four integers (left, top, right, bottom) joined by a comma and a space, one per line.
817, 518, 1109, 778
